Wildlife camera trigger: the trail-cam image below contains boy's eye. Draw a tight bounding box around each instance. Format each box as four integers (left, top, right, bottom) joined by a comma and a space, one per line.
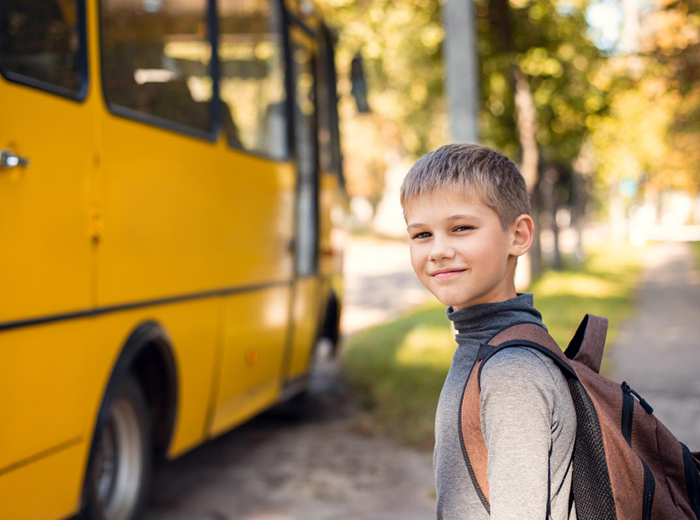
411, 231, 431, 239
454, 225, 474, 232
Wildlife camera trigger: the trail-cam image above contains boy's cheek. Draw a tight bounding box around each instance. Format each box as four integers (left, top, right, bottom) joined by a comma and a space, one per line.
409, 250, 430, 278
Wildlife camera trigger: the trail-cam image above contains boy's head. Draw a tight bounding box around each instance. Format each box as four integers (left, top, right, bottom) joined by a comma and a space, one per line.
401, 143, 534, 310
400, 143, 530, 228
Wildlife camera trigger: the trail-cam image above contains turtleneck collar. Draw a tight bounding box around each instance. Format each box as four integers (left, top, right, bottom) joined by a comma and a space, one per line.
446, 293, 544, 345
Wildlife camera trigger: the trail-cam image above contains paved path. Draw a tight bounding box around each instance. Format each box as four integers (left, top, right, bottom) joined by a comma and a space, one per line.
611, 241, 700, 447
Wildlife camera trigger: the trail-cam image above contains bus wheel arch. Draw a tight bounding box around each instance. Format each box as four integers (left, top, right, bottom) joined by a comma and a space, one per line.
81, 321, 178, 519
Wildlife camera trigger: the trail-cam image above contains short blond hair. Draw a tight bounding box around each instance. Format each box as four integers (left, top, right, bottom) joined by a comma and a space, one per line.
400, 143, 530, 229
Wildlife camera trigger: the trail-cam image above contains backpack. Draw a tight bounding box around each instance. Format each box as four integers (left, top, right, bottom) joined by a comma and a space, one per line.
460, 314, 700, 520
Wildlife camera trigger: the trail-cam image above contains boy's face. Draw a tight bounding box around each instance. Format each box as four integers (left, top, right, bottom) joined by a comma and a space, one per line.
405, 189, 520, 311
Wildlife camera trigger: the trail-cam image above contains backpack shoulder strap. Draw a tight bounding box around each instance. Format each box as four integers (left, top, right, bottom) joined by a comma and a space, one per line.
477, 322, 577, 378
564, 314, 608, 374
459, 321, 575, 511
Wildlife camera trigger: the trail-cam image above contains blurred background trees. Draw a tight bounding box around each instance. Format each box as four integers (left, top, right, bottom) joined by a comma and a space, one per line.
318, 0, 700, 277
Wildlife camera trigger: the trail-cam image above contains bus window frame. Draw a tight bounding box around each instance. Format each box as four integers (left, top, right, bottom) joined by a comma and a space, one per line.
282, 4, 319, 165
319, 24, 345, 188
0, 0, 89, 102
286, 20, 321, 278
216, 0, 291, 163
97, 0, 218, 143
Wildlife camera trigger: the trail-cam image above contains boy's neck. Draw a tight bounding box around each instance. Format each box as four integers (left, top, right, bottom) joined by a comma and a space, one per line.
447, 293, 544, 340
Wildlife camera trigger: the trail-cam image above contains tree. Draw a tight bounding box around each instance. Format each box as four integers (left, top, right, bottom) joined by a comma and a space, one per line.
475, 0, 607, 272
317, 0, 447, 206
587, 0, 700, 226
318, 0, 609, 253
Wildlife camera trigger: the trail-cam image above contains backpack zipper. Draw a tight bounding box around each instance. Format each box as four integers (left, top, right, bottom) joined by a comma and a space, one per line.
641, 459, 655, 520
621, 383, 655, 519
621, 384, 634, 445
622, 381, 654, 414
682, 443, 700, 519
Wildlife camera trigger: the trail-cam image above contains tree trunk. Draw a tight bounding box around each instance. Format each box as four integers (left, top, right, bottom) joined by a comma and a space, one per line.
513, 66, 542, 278
514, 67, 539, 189
487, 0, 543, 279
529, 187, 543, 278
542, 166, 562, 270
571, 172, 586, 263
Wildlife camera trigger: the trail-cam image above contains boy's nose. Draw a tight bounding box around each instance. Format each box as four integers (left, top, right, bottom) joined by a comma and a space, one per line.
429, 237, 456, 262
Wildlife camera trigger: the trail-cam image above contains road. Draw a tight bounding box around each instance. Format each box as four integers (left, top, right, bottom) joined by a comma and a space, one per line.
145, 237, 436, 520
610, 241, 700, 447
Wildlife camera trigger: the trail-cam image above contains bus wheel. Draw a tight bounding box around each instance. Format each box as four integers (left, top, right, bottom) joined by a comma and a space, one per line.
321, 292, 341, 356
84, 376, 152, 520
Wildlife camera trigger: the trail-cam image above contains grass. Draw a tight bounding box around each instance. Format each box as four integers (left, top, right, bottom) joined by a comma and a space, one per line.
341, 241, 647, 450
693, 241, 700, 269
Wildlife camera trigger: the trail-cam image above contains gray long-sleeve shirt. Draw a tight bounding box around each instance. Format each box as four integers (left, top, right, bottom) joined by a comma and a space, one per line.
435, 294, 576, 520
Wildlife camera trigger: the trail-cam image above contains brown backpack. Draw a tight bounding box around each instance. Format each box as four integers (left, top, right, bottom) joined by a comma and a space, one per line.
460, 314, 700, 520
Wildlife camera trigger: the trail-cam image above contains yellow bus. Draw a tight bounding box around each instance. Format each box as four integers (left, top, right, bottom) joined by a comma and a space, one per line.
0, 0, 346, 518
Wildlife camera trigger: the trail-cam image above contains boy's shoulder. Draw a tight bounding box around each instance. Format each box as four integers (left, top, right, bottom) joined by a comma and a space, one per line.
480, 346, 569, 401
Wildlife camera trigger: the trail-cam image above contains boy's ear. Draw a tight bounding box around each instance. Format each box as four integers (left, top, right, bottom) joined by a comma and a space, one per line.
509, 214, 534, 257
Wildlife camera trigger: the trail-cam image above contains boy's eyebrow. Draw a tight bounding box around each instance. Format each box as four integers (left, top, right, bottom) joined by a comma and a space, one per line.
407, 214, 481, 230
447, 214, 478, 221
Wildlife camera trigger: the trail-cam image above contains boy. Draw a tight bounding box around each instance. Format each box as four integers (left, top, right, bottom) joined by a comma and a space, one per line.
401, 143, 576, 519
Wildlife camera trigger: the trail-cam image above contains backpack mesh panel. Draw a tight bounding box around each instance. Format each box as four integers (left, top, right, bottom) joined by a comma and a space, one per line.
567, 379, 617, 520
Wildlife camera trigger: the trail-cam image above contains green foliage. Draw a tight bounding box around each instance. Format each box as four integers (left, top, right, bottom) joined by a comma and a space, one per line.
318, 0, 699, 206
341, 241, 646, 449
318, 0, 606, 202
590, 0, 700, 195
320, 0, 446, 157
317, 0, 448, 202
477, 0, 607, 165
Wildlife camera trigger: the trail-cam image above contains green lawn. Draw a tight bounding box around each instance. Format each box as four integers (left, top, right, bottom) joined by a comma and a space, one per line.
341, 241, 647, 450
693, 241, 700, 268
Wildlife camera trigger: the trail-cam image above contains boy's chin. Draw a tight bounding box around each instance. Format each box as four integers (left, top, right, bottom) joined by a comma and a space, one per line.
434, 294, 466, 310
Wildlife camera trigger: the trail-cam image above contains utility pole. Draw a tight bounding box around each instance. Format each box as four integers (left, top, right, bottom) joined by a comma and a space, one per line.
442, 0, 480, 143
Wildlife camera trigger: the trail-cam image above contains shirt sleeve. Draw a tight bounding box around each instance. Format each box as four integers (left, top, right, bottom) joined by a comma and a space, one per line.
480, 347, 559, 520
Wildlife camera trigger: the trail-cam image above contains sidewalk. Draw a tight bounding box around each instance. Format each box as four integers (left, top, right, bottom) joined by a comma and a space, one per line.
610, 241, 700, 447
341, 236, 432, 335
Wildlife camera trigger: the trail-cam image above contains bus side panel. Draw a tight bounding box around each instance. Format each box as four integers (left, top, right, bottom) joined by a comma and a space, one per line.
0, 320, 99, 520
286, 277, 325, 381
318, 172, 345, 280
97, 113, 295, 307
0, 441, 84, 520
210, 285, 291, 437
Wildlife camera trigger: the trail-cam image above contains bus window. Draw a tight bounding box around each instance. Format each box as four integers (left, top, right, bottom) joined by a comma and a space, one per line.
219, 0, 287, 160
100, 0, 212, 135
0, 0, 84, 95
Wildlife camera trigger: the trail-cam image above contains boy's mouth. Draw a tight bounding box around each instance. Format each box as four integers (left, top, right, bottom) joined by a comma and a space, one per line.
431, 268, 466, 279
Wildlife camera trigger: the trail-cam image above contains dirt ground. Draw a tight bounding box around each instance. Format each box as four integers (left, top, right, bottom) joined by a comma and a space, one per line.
145, 238, 437, 520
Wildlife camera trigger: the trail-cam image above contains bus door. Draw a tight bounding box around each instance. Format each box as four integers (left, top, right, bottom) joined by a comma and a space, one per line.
284, 23, 323, 385
0, 0, 95, 513
0, 0, 93, 325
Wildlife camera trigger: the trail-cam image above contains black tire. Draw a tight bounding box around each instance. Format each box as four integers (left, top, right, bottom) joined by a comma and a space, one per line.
320, 292, 341, 355
83, 376, 152, 520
